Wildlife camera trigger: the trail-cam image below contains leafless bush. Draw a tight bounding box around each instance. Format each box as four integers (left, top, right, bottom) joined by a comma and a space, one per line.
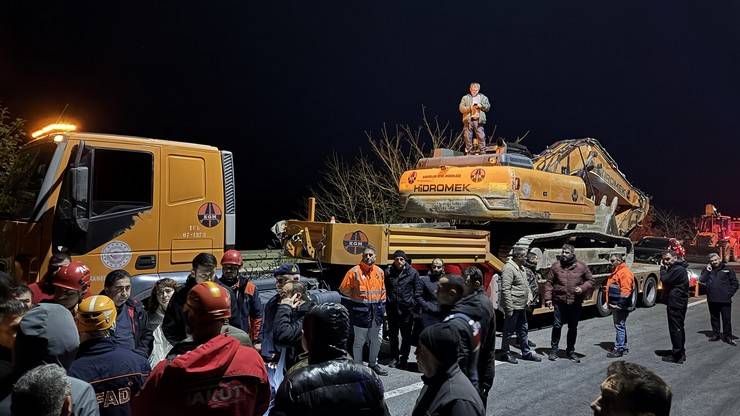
310, 110, 462, 224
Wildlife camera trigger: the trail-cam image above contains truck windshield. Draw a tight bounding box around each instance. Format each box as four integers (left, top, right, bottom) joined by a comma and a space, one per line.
0, 142, 57, 220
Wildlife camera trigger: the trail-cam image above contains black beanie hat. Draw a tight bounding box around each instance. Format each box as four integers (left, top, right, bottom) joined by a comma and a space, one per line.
419, 323, 460, 369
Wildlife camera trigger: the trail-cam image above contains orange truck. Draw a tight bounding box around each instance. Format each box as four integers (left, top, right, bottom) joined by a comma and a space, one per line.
688, 204, 739, 262
0, 124, 235, 298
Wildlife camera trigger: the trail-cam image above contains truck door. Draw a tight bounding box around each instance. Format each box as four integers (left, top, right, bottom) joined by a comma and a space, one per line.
52, 143, 160, 293
158, 148, 225, 274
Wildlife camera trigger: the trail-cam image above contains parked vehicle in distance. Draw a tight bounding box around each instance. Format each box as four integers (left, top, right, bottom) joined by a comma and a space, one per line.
635, 236, 672, 264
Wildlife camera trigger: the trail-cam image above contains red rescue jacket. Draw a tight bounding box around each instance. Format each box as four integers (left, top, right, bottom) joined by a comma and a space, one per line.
132, 334, 269, 416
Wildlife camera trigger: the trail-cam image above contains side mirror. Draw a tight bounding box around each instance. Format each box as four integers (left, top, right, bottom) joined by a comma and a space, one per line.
70, 167, 89, 204
69, 167, 89, 232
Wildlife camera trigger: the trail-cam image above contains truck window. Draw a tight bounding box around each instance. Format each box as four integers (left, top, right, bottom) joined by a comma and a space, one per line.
53, 147, 154, 255
91, 149, 153, 216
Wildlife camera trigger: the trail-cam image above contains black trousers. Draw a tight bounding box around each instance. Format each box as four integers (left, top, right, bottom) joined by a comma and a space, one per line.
387, 306, 414, 360
667, 306, 687, 356
551, 303, 582, 353
708, 302, 732, 338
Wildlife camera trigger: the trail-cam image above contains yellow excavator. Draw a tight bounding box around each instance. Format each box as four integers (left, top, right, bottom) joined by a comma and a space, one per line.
283, 138, 660, 315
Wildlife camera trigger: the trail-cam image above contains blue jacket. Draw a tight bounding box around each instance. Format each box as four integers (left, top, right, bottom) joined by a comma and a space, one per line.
69, 337, 150, 416
115, 298, 154, 358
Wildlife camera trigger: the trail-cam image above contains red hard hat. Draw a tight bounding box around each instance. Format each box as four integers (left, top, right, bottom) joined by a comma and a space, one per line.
53, 261, 92, 292
221, 249, 243, 266
185, 281, 232, 321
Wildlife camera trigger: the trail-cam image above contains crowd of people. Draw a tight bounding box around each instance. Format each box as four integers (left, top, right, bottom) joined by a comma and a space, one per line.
0, 241, 735, 415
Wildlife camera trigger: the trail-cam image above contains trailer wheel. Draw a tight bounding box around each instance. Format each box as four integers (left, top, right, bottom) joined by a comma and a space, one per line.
595, 286, 612, 317
640, 276, 657, 308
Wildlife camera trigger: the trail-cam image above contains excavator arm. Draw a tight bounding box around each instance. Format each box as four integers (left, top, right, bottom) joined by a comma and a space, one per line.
532, 138, 650, 236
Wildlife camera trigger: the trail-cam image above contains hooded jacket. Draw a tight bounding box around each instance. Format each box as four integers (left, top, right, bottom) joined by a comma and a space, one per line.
660, 261, 690, 309
132, 334, 269, 416
415, 272, 442, 326
0, 303, 99, 416
412, 364, 485, 416
68, 337, 150, 416
544, 258, 594, 305
501, 259, 530, 313
162, 276, 243, 345
443, 288, 496, 395
384, 263, 419, 314
271, 303, 389, 416
700, 263, 739, 303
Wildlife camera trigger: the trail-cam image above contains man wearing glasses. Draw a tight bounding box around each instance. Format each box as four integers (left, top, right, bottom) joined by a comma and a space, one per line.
162, 253, 242, 345
339, 246, 388, 376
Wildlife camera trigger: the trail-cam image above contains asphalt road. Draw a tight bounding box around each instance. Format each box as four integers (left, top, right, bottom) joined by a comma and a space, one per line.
379, 295, 740, 416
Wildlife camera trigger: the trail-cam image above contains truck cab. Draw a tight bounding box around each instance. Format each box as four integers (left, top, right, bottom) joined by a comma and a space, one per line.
0, 125, 236, 297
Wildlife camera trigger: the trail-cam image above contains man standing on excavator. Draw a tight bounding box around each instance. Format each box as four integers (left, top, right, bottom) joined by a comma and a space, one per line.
459, 82, 491, 155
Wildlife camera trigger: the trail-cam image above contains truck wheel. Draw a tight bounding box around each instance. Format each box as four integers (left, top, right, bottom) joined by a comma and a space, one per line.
640, 276, 657, 308
595, 286, 612, 317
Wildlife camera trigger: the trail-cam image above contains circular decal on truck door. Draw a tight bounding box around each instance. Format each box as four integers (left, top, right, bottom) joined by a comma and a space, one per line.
101, 240, 132, 269
198, 202, 222, 227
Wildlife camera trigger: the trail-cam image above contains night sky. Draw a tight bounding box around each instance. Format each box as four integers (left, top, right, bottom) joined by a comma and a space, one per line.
2, 2, 739, 248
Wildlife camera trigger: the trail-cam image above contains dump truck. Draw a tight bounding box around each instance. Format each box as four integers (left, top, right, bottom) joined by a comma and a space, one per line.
687, 204, 739, 263
0, 124, 236, 297
283, 138, 663, 315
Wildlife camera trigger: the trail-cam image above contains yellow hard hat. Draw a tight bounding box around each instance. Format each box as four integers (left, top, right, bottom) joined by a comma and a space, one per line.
77, 295, 117, 332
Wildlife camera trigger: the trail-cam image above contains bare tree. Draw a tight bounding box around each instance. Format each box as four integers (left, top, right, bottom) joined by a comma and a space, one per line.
652, 207, 694, 239
310, 110, 462, 223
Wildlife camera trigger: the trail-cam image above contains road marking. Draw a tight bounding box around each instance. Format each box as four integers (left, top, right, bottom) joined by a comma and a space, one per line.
688, 299, 707, 308
386, 298, 710, 400
384, 360, 504, 399
384, 381, 424, 399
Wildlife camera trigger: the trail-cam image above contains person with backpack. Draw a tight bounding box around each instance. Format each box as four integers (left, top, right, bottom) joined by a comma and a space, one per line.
605, 254, 635, 358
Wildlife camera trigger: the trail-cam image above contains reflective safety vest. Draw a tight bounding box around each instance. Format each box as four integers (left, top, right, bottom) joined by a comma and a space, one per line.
340, 264, 387, 304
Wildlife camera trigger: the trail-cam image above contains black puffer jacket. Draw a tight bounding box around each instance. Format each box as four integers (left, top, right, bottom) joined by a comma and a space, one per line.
384, 263, 419, 314
272, 357, 389, 416
442, 289, 496, 395
700, 263, 739, 303
272, 303, 389, 416
660, 261, 690, 309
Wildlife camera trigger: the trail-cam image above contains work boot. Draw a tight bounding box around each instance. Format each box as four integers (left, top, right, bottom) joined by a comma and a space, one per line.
723, 337, 738, 346
661, 354, 686, 364
369, 364, 388, 376
566, 352, 581, 363
708, 335, 721, 342
387, 358, 399, 368
548, 350, 558, 361
503, 353, 518, 364
398, 357, 409, 370
606, 349, 623, 358
521, 353, 542, 362
654, 349, 673, 356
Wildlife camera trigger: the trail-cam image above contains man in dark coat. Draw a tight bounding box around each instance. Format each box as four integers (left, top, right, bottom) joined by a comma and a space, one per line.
412, 323, 484, 416
657, 250, 690, 363
103, 270, 153, 357
384, 250, 419, 369
700, 253, 738, 345
272, 303, 390, 416
415, 258, 444, 331
162, 253, 242, 345
438, 269, 496, 408
544, 244, 594, 363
